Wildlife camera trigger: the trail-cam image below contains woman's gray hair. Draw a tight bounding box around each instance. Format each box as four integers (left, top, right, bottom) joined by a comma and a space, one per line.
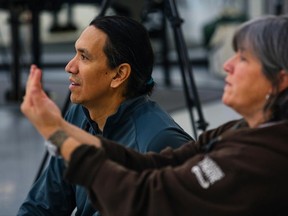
232, 15, 288, 121
233, 15, 288, 86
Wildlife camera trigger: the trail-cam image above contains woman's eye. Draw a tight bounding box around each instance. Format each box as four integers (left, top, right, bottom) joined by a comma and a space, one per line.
239, 55, 246, 61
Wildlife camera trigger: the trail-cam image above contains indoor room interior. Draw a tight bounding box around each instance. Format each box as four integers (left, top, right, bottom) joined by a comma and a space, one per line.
0, 0, 286, 215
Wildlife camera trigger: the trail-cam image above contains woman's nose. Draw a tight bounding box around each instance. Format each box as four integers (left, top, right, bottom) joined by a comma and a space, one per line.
223, 55, 235, 74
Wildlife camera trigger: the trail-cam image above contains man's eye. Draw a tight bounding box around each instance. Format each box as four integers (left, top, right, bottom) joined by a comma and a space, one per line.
80, 54, 88, 60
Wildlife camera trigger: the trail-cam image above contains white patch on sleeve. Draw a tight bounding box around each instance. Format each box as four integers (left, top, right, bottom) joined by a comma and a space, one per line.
191, 156, 225, 189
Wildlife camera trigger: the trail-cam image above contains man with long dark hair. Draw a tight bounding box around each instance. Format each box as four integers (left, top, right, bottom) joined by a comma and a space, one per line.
17, 16, 192, 215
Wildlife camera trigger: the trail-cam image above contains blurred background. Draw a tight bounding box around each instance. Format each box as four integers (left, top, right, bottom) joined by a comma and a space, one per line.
0, 0, 287, 215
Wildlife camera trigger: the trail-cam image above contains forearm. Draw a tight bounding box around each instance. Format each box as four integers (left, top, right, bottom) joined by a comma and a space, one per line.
61, 120, 101, 147
96, 138, 196, 171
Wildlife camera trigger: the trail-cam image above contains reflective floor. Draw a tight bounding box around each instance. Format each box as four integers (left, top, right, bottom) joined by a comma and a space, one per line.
0, 105, 45, 216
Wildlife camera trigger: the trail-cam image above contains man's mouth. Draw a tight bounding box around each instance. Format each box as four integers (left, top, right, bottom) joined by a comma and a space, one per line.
69, 77, 80, 86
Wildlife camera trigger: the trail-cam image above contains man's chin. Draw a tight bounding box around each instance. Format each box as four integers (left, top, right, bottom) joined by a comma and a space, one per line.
70, 96, 82, 105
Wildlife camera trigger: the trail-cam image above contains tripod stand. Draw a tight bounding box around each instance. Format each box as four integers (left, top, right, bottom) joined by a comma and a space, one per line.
33, 0, 208, 183
161, 0, 208, 135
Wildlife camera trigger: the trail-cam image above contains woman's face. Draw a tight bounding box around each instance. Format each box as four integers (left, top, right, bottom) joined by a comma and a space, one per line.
222, 48, 272, 121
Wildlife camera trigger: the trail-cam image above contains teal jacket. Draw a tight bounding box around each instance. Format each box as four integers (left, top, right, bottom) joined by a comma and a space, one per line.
17, 96, 193, 215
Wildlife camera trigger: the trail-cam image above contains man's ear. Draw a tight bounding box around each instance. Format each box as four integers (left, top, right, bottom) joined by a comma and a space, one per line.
111, 63, 131, 88
279, 70, 288, 92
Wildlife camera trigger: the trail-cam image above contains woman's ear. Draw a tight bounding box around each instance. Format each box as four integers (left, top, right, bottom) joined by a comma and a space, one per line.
111, 63, 131, 88
279, 70, 288, 92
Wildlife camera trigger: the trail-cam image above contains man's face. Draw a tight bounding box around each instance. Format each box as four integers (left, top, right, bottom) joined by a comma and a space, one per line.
65, 26, 117, 109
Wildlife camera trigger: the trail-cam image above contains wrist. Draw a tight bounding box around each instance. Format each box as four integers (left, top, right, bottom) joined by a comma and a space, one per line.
42, 119, 66, 140
45, 129, 69, 156
42, 127, 61, 140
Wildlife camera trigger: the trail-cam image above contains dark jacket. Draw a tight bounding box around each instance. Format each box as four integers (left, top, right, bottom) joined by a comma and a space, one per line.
65, 119, 288, 216
17, 96, 193, 215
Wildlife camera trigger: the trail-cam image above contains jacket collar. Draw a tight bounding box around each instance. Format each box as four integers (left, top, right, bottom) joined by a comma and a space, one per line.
81, 95, 150, 134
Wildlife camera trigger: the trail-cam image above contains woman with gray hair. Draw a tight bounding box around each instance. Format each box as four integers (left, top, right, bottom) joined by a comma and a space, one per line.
21, 15, 288, 215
